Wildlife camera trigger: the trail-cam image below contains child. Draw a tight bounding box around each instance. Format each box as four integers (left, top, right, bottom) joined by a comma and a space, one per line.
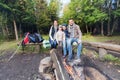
62, 24, 69, 58
55, 25, 65, 47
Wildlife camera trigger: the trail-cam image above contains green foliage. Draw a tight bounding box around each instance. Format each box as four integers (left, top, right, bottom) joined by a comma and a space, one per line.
0, 0, 60, 38
61, 0, 106, 27
112, 9, 120, 17
104, 54, 119, 62
0, 40, 18, 51
61, 0, 120, 35
47, 0, 59, 21
103, 54, 120, 66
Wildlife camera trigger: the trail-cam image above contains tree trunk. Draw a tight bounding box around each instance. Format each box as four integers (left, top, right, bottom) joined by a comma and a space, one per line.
86, 24, 89, 33
2, 27, 6, 36
111, 18, 118, 35
6, 25, 9, 35
117, 0, 120, 7
107, 1, 112, 36
101, 21, 104, 36
107, 18, 110, 36
90, 26, 92, 34
13, 20, 18, 40
19, 23, 22, 38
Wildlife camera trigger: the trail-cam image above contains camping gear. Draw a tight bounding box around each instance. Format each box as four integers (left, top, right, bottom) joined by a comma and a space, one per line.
22, 32, 44, 46
43, 40, 51, 48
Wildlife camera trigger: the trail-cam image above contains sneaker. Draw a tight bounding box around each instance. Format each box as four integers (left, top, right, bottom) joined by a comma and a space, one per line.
67, 58, 72, 62
74, 58, 81, 63
68, 61, 74, 66
62, 55, 66, 58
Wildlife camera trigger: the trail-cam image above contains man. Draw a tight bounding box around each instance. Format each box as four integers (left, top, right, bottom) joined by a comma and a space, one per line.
67, 19, 82, 62
49, 20, 58, 49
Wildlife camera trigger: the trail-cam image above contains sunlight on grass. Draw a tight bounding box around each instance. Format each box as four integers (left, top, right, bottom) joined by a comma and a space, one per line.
0, 40, 19, 51
0, 35, 119, 54
103, 54, 120, 66
82, 35, 120, 44
42, 34, 49, 40
41, 34, 120, 43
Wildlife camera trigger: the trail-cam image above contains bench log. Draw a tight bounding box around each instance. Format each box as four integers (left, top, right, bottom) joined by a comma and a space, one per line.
22, 43, 42, 52
83, 41, 120, 53
50, 49, 70, 80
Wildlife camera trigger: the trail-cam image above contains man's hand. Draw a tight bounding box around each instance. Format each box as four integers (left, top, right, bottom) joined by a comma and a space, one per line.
78, 39, 82, 44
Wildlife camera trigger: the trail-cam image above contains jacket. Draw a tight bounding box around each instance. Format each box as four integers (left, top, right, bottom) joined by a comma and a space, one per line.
49, 25, 58, 40
68, 23, 82, 39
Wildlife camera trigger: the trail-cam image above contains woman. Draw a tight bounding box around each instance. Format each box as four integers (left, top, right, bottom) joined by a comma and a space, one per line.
49, 20, 58, 49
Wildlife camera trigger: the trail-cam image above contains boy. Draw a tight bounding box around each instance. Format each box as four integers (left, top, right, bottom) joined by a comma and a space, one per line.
62, 24, 69, 58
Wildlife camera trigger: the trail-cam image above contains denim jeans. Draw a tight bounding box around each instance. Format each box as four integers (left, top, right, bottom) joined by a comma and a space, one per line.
67, 38, 82, 60
63, 39, 68, 56
49, 39, 57, 48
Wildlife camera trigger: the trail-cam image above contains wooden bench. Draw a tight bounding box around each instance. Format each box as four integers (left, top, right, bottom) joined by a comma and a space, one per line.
83, 41, 120, 58
22, 43, 43, 53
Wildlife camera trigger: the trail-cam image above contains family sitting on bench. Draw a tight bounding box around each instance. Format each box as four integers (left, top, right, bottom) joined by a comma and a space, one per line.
49, 19, 82, 62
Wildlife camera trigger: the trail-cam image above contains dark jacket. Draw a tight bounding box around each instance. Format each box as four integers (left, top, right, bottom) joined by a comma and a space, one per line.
49, 25, 58, 40
63, 30, 69, 39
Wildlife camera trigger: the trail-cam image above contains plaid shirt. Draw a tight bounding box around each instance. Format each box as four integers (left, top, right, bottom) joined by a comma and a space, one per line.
68, 23, 82, 39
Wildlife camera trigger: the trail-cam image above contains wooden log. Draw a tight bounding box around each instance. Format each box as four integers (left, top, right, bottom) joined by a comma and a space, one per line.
26, 43, 42, 45
50, 49, 70, 80
83, 41, 120, 53
22, 43, 42, 52
84, 46, 120, 57
85, 67, 107, 80
83, 55, 120, 80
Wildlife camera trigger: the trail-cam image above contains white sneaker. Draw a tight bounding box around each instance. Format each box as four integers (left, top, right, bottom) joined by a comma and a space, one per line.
74, 58, 81, 63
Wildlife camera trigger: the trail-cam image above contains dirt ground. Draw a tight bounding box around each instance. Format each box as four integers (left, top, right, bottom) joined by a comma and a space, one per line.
0, 48, 120, 80
0, 51, 48, 80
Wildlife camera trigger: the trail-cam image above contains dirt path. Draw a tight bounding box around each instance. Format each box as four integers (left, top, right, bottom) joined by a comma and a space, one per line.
0, 52, 48, 80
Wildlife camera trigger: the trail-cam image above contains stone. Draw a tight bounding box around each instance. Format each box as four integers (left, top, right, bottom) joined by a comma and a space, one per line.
42, 74, 53, 80
99, 48, 107, 60
39, 57, 53, 73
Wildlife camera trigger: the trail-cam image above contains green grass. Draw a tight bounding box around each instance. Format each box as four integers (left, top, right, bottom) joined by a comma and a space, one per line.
82, 48, 99, 59
0, 35, 50, 55
103, 54, 120, 66
0, 34, 120, 54
0, 40, 19, 51
82, 34, 120, 44
43, 34, 120, 44
42, 34, 49, 40
18, 45, 50, 54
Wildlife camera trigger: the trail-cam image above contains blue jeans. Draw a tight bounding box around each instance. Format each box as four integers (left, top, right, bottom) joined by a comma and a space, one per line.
67, 38, 82, 60
49, 38, 57, 48
63, 39, 68, 56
